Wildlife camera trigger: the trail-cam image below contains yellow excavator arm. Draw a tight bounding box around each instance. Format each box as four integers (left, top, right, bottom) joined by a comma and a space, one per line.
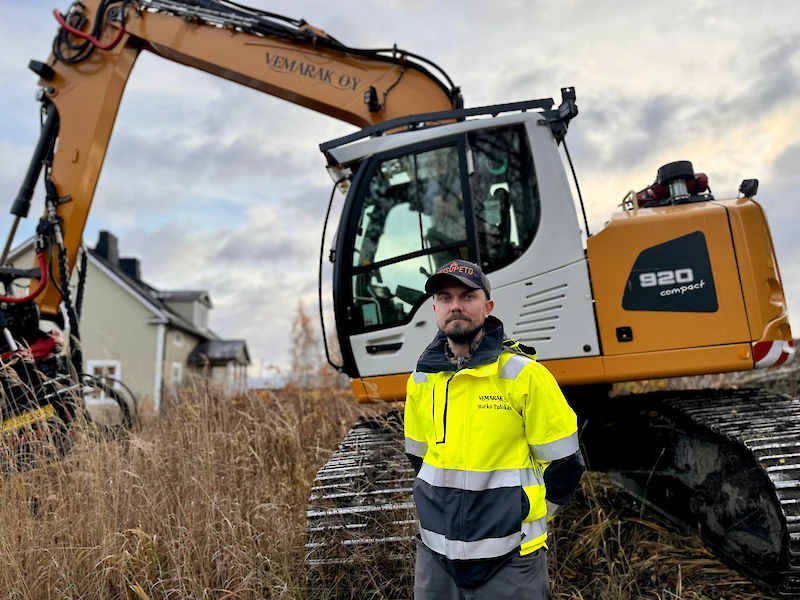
12, 0, 461, 317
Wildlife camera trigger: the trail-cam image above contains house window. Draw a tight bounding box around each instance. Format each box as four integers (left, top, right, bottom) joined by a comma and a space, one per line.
170, 362, 183, 386
174, 331, 184, 347
85, 359, 121, 404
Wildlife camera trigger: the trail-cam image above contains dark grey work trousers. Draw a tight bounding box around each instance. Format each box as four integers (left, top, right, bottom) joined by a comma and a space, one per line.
414, 539, 551, 600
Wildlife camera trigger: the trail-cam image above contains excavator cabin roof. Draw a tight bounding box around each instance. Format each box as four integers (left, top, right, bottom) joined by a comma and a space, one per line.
321, 93, 578, 168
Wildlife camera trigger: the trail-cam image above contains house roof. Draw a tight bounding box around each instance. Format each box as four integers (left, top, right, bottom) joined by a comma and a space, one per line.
189, 340, 251, 366
156, 290, 213, 308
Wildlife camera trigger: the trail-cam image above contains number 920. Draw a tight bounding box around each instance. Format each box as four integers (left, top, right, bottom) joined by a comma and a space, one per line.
639, 269, 694, 288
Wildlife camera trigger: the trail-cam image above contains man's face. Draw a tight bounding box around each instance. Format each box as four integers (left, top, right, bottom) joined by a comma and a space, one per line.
432, 283, 494, 343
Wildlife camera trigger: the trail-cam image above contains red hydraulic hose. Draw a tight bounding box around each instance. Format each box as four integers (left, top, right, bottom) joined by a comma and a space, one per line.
53, 8, 126, 51
0, 251, 49, 304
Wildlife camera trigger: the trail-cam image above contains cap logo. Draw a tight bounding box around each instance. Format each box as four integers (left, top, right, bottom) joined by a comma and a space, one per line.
437, 261, 474, 275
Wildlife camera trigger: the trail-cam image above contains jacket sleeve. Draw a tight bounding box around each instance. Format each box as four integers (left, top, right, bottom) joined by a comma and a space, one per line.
404, 373, 428, 475
522, 362, 585, 517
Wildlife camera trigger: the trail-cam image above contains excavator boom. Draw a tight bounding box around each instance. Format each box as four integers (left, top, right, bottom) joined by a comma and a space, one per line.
14, 0, 460, 316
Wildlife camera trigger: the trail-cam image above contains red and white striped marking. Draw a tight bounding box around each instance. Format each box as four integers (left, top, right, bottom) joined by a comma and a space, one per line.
753, 340, 795, 369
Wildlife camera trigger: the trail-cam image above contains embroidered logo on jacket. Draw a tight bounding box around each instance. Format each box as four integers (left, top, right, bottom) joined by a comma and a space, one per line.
477, 395, 512, 410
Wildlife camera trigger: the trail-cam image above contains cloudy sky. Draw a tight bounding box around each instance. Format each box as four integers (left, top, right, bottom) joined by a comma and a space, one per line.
1, 0, 799, 374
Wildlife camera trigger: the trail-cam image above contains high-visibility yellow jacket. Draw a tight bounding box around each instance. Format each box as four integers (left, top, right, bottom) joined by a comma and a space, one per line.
404, 316, 583, 588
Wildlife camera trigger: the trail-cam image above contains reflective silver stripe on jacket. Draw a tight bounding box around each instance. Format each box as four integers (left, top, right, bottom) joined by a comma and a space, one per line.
499, 355, 532, 380
418, 465, 541, 491
530, 431, 579, 461
522, 516, 548, 541
405, 437, 428, 457
419, 527, 522, 561
546, 500, 562, 518
412, 371, 428, 384
530, 465, 545, 486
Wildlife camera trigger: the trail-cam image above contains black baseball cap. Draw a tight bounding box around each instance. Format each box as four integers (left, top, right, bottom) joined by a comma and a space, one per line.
425, 259, 491, 299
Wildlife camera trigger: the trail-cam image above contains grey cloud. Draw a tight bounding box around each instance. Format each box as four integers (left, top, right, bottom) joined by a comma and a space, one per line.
215, 228, 314, 263
571, 93, 686, 171
553, 31, 800, 178
758, 143, 800, 253
773, 143, 800, 181
85, 77, 351, 228
116, 224, 216, 281
206, 273, 323, 366
89, 127, 323, 227
108, 129, 304, 185
725, 35, 800, 115
609, 95, 685, 167
675, 34, 800, 137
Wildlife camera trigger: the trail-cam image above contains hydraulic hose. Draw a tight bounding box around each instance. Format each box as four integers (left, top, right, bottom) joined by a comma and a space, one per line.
0, 251, 49, 304
53, 8, 126, 51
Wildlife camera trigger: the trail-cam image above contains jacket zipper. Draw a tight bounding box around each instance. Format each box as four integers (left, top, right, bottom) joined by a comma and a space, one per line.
436, 370, 459, 445
431, 384, 436, 441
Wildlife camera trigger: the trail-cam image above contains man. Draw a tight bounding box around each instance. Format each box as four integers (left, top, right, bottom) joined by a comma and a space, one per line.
404, 259, 585, 599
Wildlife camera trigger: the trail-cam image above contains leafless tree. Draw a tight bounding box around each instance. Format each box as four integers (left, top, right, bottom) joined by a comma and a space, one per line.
289, 300, 321, 386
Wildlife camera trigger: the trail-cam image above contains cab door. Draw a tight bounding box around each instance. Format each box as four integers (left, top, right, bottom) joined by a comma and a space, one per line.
334, 135, 475, 378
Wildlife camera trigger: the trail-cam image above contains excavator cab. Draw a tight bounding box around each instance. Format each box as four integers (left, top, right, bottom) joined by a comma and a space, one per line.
323, 94, 596, 392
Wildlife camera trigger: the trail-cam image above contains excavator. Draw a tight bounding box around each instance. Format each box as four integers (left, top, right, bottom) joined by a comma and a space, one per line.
5, 0, 799, 595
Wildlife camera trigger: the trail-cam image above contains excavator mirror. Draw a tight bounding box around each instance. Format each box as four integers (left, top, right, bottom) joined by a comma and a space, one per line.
739, 179, 759, 198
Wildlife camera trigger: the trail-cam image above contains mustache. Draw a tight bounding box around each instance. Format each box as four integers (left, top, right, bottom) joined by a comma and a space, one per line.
446, 314, 470, 324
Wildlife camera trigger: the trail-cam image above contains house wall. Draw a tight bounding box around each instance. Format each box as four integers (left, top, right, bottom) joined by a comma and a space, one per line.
9, 247, 159, 407
75, 260, 160, 407
210, 364, 228, 386
195, 303, 209, 330
208, 363, 248, 392
163, 300, 195, 326
162, 328, 201, 387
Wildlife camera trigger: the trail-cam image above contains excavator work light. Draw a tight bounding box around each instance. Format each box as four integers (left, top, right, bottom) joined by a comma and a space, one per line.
364, 86, 381, 113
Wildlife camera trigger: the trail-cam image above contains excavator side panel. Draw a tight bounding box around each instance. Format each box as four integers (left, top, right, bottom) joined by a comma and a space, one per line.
719, 198, 793, 347
587, 201, 750, 357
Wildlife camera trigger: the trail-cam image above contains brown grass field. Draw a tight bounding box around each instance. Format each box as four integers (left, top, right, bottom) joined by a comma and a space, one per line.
0, 384, 779, 599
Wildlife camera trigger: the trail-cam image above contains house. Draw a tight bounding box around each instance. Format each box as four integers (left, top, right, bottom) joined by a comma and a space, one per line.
7, 231, 251, 410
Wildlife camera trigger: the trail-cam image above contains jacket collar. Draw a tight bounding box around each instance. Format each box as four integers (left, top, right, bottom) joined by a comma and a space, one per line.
416, 315, 506, 374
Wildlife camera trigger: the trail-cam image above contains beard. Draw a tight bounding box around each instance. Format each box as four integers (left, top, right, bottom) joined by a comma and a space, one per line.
443, 315, 484, 345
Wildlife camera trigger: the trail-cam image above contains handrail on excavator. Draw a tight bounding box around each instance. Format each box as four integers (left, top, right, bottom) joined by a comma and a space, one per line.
319, 99, 556, 154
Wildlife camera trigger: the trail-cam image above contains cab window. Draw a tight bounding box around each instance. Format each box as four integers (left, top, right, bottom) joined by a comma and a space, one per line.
469, 124, 540, 272
350, 144, 469, 330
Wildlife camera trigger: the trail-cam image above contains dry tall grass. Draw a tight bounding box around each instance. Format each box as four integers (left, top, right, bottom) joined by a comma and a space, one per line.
0, 385, 778, 599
